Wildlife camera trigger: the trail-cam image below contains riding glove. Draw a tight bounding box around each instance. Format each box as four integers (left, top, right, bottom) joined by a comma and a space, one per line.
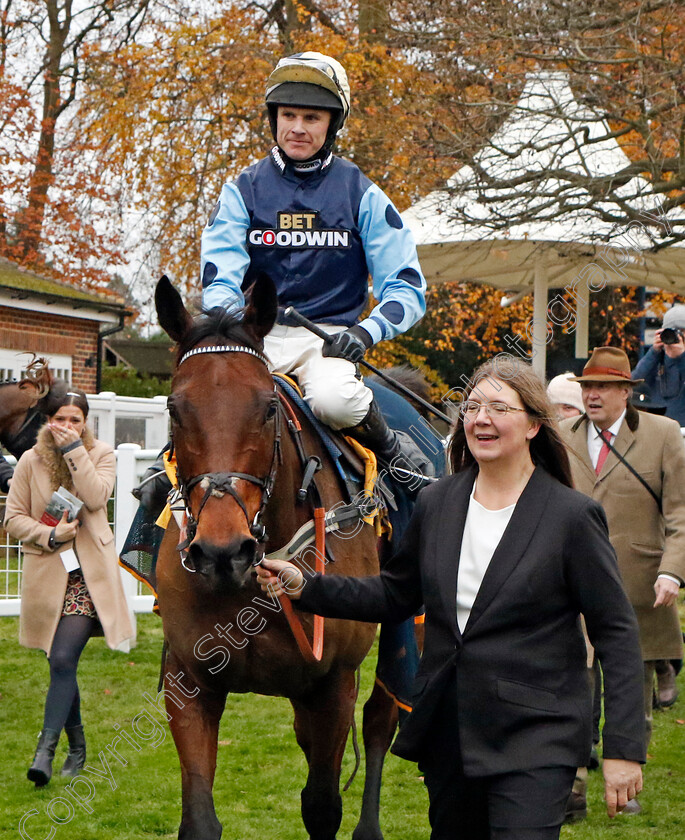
322, 326, 373, 363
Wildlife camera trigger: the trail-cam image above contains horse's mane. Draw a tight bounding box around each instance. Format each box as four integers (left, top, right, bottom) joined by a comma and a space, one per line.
176, 306, 258, 363
0, 355, 51, 394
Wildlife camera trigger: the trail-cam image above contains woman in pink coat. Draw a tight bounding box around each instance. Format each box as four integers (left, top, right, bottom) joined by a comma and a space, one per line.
5, 388, 133, 787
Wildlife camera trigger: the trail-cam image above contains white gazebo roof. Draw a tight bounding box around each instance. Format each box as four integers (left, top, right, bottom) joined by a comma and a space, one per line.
402, 72, 684, 373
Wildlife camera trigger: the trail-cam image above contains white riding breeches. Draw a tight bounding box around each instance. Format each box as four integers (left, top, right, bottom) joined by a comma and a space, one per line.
264, 324, 373, 430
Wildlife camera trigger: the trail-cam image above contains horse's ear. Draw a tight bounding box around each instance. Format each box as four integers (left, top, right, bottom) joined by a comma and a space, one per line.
155, 275, 194, 343
243, 273, 278, 342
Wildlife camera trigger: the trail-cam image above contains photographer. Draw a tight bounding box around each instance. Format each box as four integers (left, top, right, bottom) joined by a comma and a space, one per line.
633, 305, 685, 427
632, 319, 685, 712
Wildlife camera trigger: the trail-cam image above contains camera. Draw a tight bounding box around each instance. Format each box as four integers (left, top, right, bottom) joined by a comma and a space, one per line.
660, 327, 683, 345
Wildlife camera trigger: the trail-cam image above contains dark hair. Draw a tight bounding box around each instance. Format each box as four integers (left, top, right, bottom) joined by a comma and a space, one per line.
447, 357, 573, 488
47, 386, 89, 420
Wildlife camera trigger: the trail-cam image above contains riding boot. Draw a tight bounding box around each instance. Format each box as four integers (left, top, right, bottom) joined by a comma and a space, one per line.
342, 398, 434, 483
60, 724, 86, 778
132, 447, 172, 520
27, 728, 60, 787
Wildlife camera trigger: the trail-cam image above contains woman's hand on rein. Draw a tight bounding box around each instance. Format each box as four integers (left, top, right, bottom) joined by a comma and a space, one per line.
255, 558, 304, 599
54, 510, 79, 543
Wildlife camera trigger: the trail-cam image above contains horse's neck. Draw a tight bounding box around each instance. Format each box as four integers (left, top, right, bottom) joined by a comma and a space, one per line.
0, 387, 38, 452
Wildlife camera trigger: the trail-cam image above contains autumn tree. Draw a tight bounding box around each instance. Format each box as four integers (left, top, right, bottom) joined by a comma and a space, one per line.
0, 0, 161, 290
7, 1, 675, 382
388, 0, 685, 247
81, 2, 450, 305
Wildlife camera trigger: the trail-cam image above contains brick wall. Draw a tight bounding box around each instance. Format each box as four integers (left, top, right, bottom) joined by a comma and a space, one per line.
0, 305, 99, 392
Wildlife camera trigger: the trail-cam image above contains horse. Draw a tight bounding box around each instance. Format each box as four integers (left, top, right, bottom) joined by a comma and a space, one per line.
154, 273, 406, 840
0, 356, 53, 452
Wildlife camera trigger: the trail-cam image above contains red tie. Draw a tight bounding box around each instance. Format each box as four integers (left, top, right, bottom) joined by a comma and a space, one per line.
595, 430, 612, 475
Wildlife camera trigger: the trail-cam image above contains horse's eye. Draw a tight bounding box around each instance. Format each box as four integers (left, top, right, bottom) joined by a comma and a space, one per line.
167, 399, 181, 425
265, 401, 278, 422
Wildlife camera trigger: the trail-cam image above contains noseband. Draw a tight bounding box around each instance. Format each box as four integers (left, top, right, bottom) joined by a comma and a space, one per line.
173, 344, 281, 571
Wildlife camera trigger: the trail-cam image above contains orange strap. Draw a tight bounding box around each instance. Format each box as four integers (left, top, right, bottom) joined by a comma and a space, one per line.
278, 506, 326, 663
278, 390, 301, 428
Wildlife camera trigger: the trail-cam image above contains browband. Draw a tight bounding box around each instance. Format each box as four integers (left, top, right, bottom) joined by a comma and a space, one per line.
179, 345, 270, 368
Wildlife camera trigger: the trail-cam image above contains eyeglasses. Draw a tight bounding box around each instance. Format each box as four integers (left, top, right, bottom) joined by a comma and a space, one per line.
460, 400, 529, 418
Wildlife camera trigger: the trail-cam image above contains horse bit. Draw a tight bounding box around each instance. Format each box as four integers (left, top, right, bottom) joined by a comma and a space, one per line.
171, 344, 282, 572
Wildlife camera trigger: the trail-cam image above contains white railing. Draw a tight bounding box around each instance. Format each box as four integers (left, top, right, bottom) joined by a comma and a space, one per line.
87, 392, 169, 451
0, 445, 161, 622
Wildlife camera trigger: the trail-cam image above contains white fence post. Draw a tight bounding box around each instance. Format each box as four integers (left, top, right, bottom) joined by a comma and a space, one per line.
96, 391, 117, 447
115, 443, 141, 648
150, 395, 170, 450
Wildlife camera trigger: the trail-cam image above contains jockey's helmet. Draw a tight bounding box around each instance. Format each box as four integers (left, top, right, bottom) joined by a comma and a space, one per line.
265, 52, 351, 149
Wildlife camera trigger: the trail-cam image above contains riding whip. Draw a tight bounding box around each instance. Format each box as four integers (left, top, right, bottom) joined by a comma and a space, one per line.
282, 307, 452, 425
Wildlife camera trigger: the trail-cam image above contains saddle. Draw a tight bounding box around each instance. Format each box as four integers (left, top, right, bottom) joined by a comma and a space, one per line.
273, 374, 394, 510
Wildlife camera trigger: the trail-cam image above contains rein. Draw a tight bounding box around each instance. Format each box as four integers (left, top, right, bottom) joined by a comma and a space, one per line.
172, 342, 329, 663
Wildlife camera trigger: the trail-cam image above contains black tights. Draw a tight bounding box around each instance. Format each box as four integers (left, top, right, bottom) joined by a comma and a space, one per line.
43, 615, 97, 732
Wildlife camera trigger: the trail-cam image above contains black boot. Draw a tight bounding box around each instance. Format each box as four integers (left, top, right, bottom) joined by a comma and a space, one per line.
27, 728, 60, 787
343, 399, 435, 483
60, 724, 86, 778
655, 659, 679, 707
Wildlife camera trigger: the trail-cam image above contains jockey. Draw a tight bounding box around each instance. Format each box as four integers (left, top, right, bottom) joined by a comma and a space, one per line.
200, 51, 432, 479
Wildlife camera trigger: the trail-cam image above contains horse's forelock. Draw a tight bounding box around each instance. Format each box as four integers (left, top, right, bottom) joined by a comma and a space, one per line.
175, 307, 258, 364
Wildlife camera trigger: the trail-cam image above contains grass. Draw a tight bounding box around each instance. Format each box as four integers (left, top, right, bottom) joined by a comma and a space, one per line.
1, 612, 684, 839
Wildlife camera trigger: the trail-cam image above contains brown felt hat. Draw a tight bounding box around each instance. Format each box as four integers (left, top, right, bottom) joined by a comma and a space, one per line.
570, 346, 643, 385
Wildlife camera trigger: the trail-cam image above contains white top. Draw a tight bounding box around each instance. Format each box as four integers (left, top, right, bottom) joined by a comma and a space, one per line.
586, 409, 626, 469
457, 487, 516, 633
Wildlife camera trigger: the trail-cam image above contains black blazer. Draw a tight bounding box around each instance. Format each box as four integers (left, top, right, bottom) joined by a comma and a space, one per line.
298, 466, 646, 774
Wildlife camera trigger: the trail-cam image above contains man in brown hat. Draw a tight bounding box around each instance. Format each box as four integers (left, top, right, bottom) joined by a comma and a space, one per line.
560, 346, 685, 815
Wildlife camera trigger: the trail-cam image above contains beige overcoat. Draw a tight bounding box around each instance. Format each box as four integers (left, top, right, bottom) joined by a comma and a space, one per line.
5, 426, 134, 655
560, 406, 685, 660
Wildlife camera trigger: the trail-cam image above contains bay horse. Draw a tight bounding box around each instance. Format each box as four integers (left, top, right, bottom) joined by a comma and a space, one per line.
155, 274, 402, 840
0, 356, 54, 457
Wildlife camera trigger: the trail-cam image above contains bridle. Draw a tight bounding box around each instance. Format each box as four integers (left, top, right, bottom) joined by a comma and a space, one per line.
169, 340, 351, 664
172, 344, 283, 570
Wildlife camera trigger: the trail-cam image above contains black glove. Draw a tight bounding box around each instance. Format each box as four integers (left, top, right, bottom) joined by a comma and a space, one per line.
0, 454, 14, 494
322, 326, 373, 363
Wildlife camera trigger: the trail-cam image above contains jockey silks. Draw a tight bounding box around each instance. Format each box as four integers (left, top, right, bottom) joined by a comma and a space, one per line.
201, 147, 426, 345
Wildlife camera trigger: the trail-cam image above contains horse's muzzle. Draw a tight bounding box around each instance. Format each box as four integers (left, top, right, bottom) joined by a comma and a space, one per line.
186, 535, 259, 590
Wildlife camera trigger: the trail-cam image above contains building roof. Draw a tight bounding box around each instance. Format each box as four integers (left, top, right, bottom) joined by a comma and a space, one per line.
0, 256, 131, 316
104, 339, 175, 377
